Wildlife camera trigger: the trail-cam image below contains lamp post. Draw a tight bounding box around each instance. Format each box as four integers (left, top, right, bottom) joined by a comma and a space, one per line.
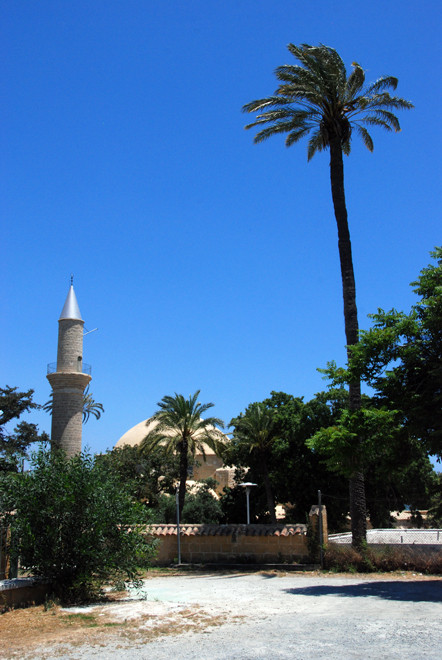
239, 482, 257, 524
175, 486, 181, 565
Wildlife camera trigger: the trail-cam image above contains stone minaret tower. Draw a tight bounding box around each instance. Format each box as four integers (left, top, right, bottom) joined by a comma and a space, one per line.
47, 281, 91, 456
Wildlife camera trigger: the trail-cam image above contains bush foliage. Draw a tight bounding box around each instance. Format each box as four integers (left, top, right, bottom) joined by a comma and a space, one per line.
324, 542, 442, 575
152, 479, 223, 524
3, 449, 156, 602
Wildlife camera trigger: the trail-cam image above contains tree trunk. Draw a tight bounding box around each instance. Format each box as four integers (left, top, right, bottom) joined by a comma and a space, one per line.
329, 137, 367, 549
178, 437, 188, 518
261, 455, 277, 524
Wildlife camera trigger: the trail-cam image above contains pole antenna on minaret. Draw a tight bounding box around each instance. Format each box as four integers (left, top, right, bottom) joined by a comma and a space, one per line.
70, 274, 74, 286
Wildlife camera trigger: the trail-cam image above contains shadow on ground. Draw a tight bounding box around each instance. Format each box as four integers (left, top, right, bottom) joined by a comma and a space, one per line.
283, 580, 442, 603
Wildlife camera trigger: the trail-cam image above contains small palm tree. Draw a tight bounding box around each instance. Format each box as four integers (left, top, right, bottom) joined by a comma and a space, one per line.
140, 391, 224, 517
81, 386, 105, 423
243, 43, 413, 547
230, 403, 279, 524
43, 385, 104, 424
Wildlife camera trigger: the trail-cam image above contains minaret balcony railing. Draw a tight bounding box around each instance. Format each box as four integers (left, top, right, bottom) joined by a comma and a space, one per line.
47, 362, 92, 375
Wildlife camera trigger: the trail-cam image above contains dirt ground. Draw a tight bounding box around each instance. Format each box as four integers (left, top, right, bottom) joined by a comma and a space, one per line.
1, 570, 441, 659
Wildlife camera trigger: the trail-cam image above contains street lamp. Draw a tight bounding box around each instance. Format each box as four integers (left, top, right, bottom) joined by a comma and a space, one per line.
175, 486, 181, 564
238, 482, 257, 524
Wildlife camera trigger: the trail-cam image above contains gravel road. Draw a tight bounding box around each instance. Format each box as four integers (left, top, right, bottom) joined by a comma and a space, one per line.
41, 572, 442, 659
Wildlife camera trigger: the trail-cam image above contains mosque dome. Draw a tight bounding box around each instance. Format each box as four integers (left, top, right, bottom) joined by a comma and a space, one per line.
115, 418, 224, 454
115, 418, 233, 490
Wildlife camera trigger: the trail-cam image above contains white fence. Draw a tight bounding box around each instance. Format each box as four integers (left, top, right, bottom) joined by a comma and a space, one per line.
329, 529, 442, 545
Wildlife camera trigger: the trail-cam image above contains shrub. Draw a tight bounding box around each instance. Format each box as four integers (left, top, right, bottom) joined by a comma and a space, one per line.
324, 542, 442, 574
152, 479, 223, 524
3, 449, 156, 602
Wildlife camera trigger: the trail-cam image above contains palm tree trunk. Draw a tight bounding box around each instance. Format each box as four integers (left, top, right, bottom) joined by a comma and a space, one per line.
261, 456, 277, 524
329, 137, 367, 549
178, 438, 188, 518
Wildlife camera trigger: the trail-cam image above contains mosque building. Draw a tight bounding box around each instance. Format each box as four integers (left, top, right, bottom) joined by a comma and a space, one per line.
115, 420, 234, 493
46, 282, 233, 489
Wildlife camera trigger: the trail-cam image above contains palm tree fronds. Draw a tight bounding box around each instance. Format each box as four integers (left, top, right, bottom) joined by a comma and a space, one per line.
362, 93, 414, 111
362, 116, 395, 131
275, 65, 323, 94
242, 96, 291, 114
140, 391, 225, 515
244, 43, 412, 158
248, 121, 305, 144
43, 386, 104, 424
286, 126, 312, 147
353, 124, 374, 151
307, 129, 327, 161
346, 63, 365, 98
342, 138, 352, 156
365, 75, 398, 94
373, 109, 401, 131
82, 387, 104, 423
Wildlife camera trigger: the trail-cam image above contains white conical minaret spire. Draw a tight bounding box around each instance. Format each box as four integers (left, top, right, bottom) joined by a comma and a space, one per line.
47, 280, 91, 456
59, 282, 83, 320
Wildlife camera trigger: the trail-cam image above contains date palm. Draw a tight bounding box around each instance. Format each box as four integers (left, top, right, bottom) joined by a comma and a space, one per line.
230, 403, 279, 524
140, 391, 224, 517
243, 43, 413, 547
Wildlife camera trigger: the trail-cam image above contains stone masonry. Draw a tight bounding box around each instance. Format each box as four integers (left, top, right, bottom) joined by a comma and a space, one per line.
47, 285, 91, 457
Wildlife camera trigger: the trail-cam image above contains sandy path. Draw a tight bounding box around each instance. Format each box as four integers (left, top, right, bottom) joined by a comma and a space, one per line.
11, 572, 442, 659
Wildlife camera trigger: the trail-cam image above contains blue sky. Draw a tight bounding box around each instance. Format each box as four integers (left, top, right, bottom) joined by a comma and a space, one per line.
2, 1, 441, 457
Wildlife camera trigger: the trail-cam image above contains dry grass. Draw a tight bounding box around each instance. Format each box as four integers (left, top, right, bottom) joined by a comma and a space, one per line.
0, 592, 235, 659
324, 543, 442, 574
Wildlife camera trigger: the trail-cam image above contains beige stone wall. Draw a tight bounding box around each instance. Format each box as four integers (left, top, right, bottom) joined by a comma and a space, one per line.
309, 505, 328, 544
146, 527, 310, 565
193, 454, 223, 482
0, 580, 51, 610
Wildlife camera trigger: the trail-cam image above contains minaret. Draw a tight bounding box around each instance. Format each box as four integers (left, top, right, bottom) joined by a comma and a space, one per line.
47, 280, 91, 456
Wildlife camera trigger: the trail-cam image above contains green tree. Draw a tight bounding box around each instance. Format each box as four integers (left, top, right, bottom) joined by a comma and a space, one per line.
262, 390, 350, 528
342, 247, 442, 459
3, 449, 154, 603
154, 479, 223, 524
0, 386, 49, 472
224, 391, 350, 529
363, 435, 437, 528
97, 444, 179, 506
140, 391, 224, 517
229, 403, 280, 523
243, 43, 413, 547
43, 385, 104, 424
307, 384, 437, 527
427, 473, 442, 527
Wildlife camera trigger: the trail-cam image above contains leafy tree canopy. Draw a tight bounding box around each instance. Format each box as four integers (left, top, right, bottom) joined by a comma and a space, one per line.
2, 449, 155, 602
225, 391, 350, 529
153, 479, 223, 525
0, 386, 49, 472
96, 444, 179, 506
227, 391, 436, 530
321, 247, 442, 458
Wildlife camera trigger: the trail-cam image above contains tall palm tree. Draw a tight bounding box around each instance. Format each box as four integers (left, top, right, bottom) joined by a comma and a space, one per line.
243, 43, 413, 547
140, 391, 224, 517
230, 403, 279, 524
